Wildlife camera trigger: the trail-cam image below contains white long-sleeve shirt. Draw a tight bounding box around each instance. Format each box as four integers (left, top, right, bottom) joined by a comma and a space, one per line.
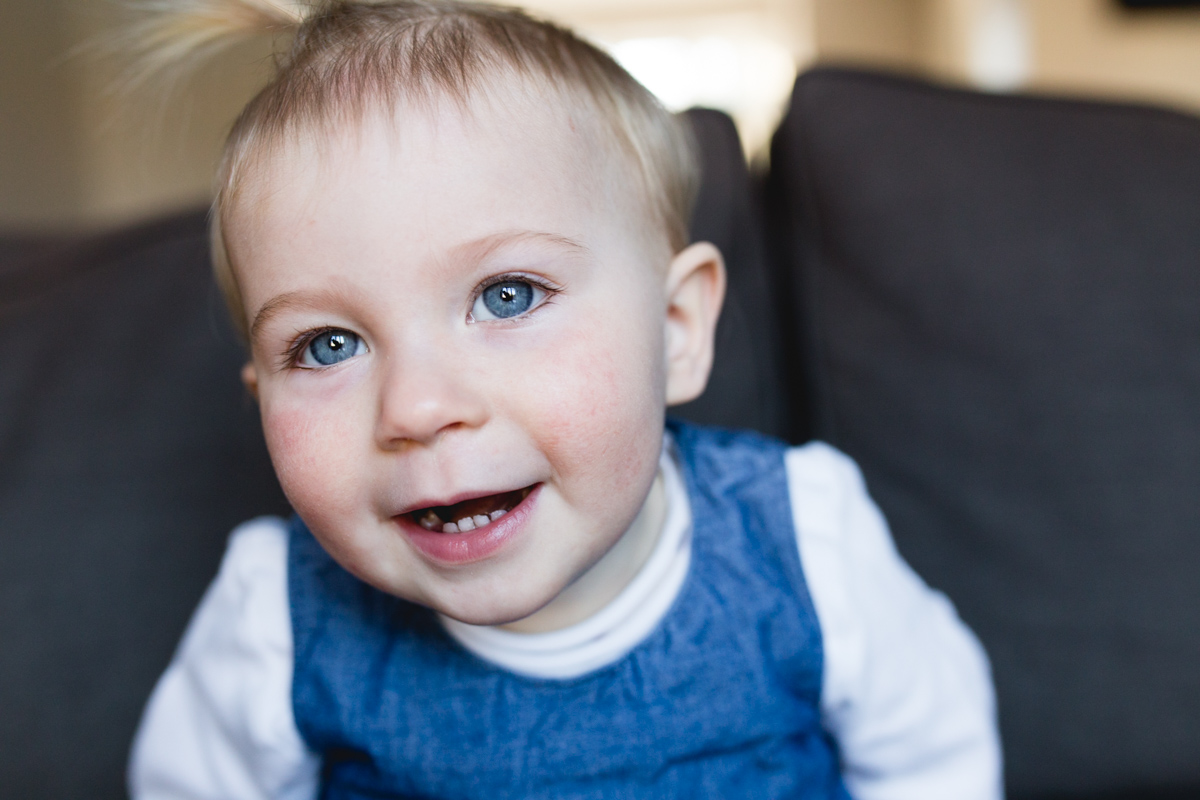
129, 442, 1002, 800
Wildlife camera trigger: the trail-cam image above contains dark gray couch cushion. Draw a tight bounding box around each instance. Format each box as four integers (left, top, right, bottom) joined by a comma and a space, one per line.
0, 213, 290, 798
767, 67, 1200, 798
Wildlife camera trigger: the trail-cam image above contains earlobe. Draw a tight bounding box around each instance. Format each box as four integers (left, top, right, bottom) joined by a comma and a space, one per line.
241, 362, 260, 401
663, 242, 726, 406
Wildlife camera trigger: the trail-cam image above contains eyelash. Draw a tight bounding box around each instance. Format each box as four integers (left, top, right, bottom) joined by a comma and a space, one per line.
281, 327, 339, 370
280, 272, 562, 369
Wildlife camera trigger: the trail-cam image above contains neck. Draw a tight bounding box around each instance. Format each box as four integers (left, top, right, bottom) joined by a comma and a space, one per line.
499, 470, 668, 634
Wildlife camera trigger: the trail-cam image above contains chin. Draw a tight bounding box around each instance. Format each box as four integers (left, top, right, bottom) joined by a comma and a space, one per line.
431, 582, 559, 627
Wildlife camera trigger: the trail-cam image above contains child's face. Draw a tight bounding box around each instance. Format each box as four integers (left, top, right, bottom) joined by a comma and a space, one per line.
228, 90, 721, 626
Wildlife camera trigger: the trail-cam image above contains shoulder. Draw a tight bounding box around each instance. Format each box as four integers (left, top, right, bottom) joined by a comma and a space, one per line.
152, 513, 294, 698
780, 445, 1004, 800
784, 439, 861, 477
193, 516, 293, 651
665, 421, 856, 480
784, 440, 870, 502
220, 515, 292, 585
783, 441, 891, 551
129, 515, 318, 800
666, 419, 791, 492
664, 422, 871, 535
667, 418, 789, 454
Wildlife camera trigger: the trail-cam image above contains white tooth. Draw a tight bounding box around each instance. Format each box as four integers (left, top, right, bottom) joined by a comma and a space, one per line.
457, 517, 476, 531
443, 522, 459, 533
489, 509, 507, 521
472, 514, 490, 528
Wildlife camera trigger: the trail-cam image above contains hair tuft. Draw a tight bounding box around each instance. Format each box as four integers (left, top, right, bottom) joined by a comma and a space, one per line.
118, 0, 310, 88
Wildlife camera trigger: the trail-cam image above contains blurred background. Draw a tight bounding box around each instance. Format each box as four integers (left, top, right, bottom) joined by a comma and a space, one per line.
3, 0, 1200, 234
4, 3, 1200, 797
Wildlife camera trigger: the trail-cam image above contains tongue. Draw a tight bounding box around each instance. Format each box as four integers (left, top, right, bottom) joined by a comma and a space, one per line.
434, 489, 519, 522
443, 497, 500, 520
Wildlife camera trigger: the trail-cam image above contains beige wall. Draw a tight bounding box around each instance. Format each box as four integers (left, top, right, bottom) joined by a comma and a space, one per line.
811, 0, 1200, 109
0, 0, 84, 229
4, 0, 1200, 232
527, 0, 812, 155
1027, 0, 1200, 110
811, 0, 922, 70
0, 0, 272, 232
63, 3, 274, 229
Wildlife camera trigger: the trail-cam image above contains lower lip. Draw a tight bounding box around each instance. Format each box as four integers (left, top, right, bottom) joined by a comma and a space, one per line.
397, 485, 541, 565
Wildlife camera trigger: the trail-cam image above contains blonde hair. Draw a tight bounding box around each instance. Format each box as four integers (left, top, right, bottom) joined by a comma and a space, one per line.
128, 0, 699, 338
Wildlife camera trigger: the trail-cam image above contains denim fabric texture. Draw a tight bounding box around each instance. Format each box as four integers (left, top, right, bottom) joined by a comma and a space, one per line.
288, 420, 846, 799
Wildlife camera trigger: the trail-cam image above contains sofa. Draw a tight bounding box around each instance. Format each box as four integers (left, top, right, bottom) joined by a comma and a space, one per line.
2, 67, 1199, 799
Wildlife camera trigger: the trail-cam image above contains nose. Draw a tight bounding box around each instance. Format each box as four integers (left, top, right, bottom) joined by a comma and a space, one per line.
374, 347, 489, 448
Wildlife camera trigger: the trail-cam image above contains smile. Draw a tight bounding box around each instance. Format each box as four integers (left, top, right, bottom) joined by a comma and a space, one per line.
410, 486, 535, 534
399, 485, 541, 565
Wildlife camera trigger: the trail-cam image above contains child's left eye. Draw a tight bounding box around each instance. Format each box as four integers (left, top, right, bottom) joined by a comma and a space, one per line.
297, 329, 367, 368
471, 279, 546, 321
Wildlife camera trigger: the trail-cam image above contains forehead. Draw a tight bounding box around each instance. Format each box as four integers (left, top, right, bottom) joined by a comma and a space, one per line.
227, 87, 639, 267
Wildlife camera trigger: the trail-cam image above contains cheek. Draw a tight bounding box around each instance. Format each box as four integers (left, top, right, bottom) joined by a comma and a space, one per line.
517, 307, 666, 509
260, 392, 364, 519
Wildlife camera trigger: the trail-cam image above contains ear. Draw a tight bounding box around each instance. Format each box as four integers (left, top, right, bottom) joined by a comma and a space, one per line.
241, 361, 260, 401
664, 241, 726, 406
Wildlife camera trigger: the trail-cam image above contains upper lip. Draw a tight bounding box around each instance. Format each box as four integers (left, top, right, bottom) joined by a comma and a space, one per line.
396, 485, 530, 516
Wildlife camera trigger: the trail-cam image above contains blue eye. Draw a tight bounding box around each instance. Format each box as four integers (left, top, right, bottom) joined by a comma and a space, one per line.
473, 280, 541, 321
300, 330, 364, 367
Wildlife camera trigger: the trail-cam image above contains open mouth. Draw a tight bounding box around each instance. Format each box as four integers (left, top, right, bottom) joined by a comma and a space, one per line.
410, 486, 534, 534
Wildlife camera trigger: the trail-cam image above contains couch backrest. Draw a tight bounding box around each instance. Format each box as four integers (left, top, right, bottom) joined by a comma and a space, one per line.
675, 108, 791, 439
767, 67, 1200, 798
0, 213, 291, 798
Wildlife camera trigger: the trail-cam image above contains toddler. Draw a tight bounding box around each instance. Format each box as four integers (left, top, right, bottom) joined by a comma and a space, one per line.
128, 1, 1002, 798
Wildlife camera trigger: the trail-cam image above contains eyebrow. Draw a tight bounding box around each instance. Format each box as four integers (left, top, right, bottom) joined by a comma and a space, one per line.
249, 286, 358, 342
248, 231, 589, 340
453, 230, 590, 263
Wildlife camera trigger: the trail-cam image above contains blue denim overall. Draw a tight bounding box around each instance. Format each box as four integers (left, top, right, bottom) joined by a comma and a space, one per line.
288, 421, 846, 799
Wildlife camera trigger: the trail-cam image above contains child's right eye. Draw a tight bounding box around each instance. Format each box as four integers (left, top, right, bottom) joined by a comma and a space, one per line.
297, 329, 366, 368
